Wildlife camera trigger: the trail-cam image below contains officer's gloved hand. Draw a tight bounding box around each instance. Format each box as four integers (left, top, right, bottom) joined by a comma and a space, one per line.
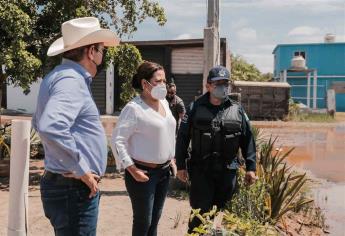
176, 170, 188, 183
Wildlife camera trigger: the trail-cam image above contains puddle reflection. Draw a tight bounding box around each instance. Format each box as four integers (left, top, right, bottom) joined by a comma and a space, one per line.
257, 124, 345, 235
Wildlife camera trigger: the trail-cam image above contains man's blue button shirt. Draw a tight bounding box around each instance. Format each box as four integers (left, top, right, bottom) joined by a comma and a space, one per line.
32, 59, 107, 177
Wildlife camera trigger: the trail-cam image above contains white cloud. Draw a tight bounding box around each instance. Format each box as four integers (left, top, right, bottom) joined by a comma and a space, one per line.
163, 0, 205, 17
257, 44, 276, 51
174, 33, 192, 40
285, 26, 345, 43
288, 26, 322, 36
229, 18, 249, 30
236, 27, 257, 41
222, 0, 345, 13
337, 34, 345, 42
235, 53, 273, 73
287, 35, 323, 43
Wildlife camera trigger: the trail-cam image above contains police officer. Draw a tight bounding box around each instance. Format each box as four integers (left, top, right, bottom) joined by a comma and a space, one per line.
175, 66, 257, 233
166, 82, 186, 133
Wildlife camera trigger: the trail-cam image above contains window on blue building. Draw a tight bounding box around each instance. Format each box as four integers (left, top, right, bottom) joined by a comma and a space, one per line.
294, 51, 306, 59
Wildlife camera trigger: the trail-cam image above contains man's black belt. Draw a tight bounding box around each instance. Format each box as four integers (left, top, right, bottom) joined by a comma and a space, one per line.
42, 170, 86, 186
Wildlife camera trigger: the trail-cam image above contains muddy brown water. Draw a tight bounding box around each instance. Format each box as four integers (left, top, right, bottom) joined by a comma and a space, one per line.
255, 122, 345, 236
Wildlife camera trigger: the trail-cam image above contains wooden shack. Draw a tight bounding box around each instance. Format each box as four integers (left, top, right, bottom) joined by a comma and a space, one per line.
232, 81, 291, 120
114, 38, 230, 110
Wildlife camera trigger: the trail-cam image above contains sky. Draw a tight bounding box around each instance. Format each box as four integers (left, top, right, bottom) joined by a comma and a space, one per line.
128, 0, 345, 73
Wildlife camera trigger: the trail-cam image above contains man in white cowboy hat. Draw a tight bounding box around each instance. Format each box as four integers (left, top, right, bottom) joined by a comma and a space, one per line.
32, 17, 119, 235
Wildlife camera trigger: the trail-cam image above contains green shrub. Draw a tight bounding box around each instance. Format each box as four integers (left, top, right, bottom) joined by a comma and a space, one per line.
105, 44, 142, 108
228, 169, 269, 223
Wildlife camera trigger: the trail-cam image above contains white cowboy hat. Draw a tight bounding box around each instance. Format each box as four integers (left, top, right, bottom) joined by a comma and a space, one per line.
47, 17, 120, 57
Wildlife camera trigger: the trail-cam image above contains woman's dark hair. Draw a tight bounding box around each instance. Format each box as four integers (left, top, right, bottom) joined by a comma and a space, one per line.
132, 61, 164, 90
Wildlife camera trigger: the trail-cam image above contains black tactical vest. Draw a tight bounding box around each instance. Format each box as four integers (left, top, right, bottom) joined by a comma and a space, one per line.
191, 101, 243, 162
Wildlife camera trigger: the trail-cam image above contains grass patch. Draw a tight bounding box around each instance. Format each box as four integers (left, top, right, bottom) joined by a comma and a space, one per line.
288, 113, 335, 122
287, 100, 335, 123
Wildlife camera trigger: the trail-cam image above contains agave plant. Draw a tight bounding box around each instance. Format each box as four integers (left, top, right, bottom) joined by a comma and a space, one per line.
269, 163, 313, 221
259, 136, 294, 183
0, 123, 11, 160
30, 128, 41, 145
0, 134, 10, 159
257, 135, 313, 222
251, 126, 264, 150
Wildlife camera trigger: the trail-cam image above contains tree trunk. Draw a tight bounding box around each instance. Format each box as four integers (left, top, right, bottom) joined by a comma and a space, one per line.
0, 74, 5, 108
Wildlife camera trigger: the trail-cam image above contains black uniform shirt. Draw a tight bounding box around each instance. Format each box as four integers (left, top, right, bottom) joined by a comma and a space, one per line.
175, 92, 257, 172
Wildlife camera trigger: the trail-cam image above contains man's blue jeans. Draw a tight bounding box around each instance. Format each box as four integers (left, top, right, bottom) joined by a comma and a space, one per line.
40, 172, 100, 236
125, 164, 170, 236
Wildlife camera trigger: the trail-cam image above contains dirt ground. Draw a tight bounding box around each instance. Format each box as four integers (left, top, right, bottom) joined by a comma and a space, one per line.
1, 115, 344, 235
0, 162, 327, 236
0, 160, 190, 236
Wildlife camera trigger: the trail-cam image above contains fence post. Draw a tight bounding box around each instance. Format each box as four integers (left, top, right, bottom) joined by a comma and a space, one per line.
327, 89, 336, 116
106, 61, 114, 115
7, 120, 30, 236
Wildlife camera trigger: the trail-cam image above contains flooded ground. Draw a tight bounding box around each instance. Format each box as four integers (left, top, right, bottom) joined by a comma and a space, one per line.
254, 121, 345, 236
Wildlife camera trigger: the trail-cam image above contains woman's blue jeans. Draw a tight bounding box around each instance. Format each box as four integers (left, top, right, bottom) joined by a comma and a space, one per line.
125, 164, 170, 236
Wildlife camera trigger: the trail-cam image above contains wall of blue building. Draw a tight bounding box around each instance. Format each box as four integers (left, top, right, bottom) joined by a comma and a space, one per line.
274, 42, 345, 111
274, 43, 345, 77
287, 77, 345, 111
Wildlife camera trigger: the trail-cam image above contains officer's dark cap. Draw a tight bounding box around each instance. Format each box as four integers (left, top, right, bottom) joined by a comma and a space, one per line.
207, 66, 230, 82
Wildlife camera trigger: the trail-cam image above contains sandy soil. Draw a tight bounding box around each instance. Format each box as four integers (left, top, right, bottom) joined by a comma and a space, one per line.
0, 163, 190, 236
2, 115, 343, 235
0, 160, 328, 236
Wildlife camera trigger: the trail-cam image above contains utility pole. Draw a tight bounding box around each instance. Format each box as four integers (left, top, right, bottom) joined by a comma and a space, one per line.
203, 0, 220, 93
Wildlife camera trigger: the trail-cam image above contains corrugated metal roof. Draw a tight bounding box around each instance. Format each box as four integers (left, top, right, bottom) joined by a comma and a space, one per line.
123, 38, 227, 46
91, 70, 106, 114
233, 81, 291, 88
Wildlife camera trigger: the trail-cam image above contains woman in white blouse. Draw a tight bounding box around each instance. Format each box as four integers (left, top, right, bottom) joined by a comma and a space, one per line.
112, 61, 177, 236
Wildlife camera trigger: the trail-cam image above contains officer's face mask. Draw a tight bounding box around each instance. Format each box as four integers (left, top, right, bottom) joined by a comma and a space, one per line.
211, 84, 229, 100
145, 81, 167, 100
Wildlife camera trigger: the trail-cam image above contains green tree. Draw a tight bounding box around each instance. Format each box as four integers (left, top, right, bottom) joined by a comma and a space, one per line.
0, 0, 41, 95
0, 0, 166, 95
106, 44, 142, 108
33, 0, 166, 72
231, 54, 271, 82
262, 72, 273, 81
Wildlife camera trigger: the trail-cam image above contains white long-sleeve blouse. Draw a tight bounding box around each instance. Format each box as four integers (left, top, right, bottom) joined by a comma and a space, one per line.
111, 96, 176, 169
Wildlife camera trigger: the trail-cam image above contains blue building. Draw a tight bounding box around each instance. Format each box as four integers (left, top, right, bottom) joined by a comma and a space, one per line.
273, 41, 345, 111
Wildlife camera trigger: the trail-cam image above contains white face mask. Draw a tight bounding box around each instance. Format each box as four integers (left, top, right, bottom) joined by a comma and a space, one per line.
211, 84, 229, 100
146, 81, 167, 100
